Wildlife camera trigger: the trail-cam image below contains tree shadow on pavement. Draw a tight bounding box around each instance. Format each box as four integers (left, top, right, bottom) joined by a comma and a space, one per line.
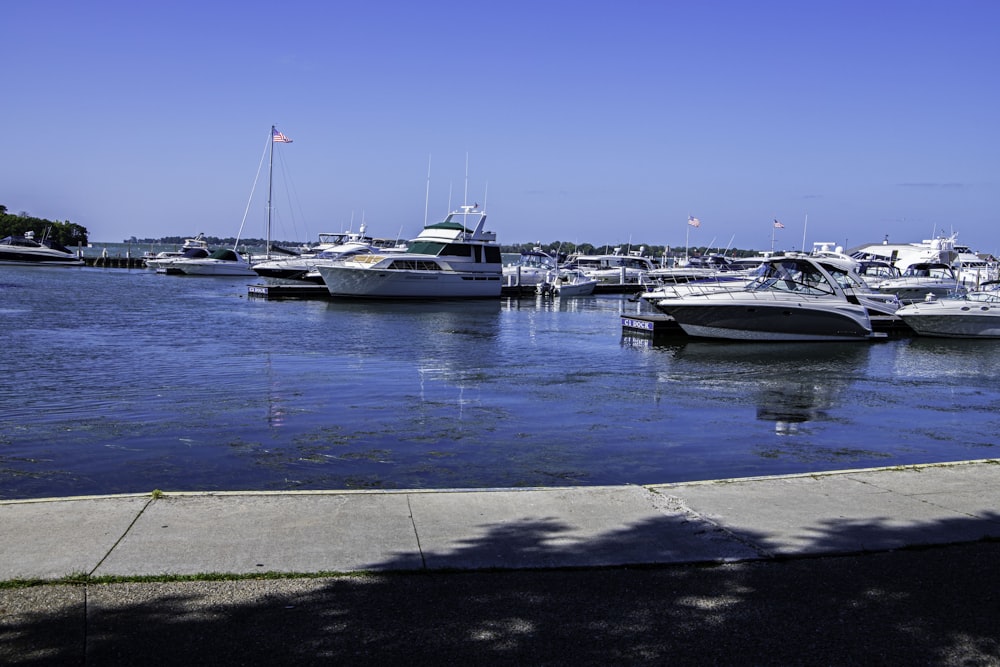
3, 512, 1000, 665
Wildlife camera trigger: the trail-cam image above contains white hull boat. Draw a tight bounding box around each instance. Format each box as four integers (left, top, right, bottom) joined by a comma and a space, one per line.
172, 248, 257, 276
143, 234, 210, 270
0, 231, 83, 266
655, 254, 880, 341
315, 205, 502, 299
896, 292, 1000, 338
537, 268, 597, 297
875, 262, 967, 304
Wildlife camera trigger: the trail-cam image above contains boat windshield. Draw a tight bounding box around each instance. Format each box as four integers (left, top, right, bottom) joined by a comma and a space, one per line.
748, 259, 837, 296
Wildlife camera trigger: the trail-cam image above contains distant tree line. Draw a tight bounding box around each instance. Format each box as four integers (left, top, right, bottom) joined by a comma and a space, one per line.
500, 241, 765, 260
0, 205, 89, 246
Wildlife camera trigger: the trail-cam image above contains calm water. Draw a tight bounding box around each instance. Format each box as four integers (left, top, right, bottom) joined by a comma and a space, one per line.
2, 264, 999, 500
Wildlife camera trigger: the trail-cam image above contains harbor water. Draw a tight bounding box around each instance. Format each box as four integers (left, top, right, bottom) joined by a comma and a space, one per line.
2, 263, 999, 500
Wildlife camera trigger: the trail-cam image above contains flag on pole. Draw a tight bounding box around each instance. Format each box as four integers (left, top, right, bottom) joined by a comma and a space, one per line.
773, 219, 785, 229
273, 128, 293, 143
688, 216, 701, 228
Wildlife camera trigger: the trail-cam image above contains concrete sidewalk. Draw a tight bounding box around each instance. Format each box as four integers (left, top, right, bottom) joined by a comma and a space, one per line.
3, 459, 999, 581
3, 460, 1000, 665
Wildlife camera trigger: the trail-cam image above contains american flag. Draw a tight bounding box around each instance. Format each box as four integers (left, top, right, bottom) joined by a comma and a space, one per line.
688, 216, 701, 228
773, 219, 785, 229
272, 128, 293, 143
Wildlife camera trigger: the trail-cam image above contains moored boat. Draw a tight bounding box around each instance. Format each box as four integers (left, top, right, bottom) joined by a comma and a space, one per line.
0, 231, 84, 266
314, 204, 502, 298
895, 292, 1000, 338
654, 254, 881, 342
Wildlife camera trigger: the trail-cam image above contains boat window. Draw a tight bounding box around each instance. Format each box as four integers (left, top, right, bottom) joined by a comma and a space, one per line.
406, 241, 446, 255
484, 246, 501, 263
387, 259, 441, 271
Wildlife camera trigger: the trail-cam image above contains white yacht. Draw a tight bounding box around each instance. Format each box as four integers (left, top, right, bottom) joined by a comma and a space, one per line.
171, 248, 257, 276
502, 248, 559, 287
896, 291, 1000, 338
654, 254, 881, 341
0, 231, 84, 266
874, 262, 967, 304
143, 234, 211, 270
563, 249, 656, 284
314, 205, 502, 298
252, 225, 379, 283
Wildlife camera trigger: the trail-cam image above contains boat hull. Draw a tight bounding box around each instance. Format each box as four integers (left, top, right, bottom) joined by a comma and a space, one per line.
175, 261, 257, 276
663, 303, 874, 341
897, 299, 1000, 338
316, 265, 502, 298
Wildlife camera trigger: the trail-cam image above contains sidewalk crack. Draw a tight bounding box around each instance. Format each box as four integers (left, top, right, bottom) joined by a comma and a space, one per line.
406, 495, 427, 570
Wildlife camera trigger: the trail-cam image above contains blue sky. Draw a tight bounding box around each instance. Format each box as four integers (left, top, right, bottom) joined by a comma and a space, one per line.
5, 1, 998, 253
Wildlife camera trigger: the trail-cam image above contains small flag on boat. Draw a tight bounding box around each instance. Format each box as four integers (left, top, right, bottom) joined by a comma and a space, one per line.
773, 219, 785, 229
688, 216, 701, 228
273, 128, 293, 143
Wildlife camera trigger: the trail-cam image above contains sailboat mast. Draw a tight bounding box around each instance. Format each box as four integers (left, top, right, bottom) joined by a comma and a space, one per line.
267, 125, 275, 257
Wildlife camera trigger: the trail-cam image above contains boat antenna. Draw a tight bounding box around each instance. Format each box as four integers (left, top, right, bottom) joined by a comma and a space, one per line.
801, 214, 808, 253
463, 152, 469, 207
424, 154, 432, 228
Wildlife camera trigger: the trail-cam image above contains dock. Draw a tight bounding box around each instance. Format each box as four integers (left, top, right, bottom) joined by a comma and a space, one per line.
248, 282, 647, 299
620, 313, 682, 336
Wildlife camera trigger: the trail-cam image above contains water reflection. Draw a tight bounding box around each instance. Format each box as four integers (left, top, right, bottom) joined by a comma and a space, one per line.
893, 337, 1000, 380
668, 341, 872, 434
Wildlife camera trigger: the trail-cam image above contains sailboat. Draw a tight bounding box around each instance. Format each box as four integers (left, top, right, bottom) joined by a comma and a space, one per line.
174, 126, 291, 277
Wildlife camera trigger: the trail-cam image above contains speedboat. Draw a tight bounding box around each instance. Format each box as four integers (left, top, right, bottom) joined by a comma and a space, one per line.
536, 268, 597, 297
171, 248, 257, 276
314, 204, 502, 298
875, 262, 967, 304
895, 292, 1000, 338
654, 254, 881, 341
0, 231, 84, 266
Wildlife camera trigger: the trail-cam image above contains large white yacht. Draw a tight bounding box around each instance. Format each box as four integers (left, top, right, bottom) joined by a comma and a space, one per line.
314, 205, 502, 298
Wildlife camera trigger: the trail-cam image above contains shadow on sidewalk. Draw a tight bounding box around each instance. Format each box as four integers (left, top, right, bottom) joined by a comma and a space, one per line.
3, 512, 1000, 665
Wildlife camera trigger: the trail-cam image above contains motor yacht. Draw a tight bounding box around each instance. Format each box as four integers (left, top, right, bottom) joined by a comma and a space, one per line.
314, 205, 502, 298
895, 291, 1000, 338
0, 231, 83, 266
653, 254, 882, 341
171, 248, 257, 276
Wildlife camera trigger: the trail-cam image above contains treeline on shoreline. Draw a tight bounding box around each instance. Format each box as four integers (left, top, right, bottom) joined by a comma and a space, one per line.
136, 237, 766, 259
1, 204, 766, 259
0, 205, 89, 247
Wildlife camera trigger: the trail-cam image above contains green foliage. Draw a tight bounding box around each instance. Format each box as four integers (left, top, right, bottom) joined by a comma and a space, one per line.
0, 204, 89, 246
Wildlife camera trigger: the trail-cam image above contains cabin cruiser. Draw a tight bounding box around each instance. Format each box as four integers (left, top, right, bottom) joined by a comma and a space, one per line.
896, 291, 1000, 338
646, 254, 740, 283
142, 234, 210, 270
563, 249, 656, 284
502, 248, 559, 287
0, 231, 83, 266
653, 254, 882, 341
252, 225, 380, 283
170, 248, 257, 276
314, 205, 502, 298
874, 262, 967, 304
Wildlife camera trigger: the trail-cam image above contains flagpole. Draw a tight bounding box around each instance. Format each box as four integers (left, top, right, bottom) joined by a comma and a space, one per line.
267, 125, 275, 258
684, 219, 690, 263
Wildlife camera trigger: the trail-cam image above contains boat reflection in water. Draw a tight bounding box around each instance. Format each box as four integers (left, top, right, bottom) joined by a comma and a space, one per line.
671, 341, 873, 435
